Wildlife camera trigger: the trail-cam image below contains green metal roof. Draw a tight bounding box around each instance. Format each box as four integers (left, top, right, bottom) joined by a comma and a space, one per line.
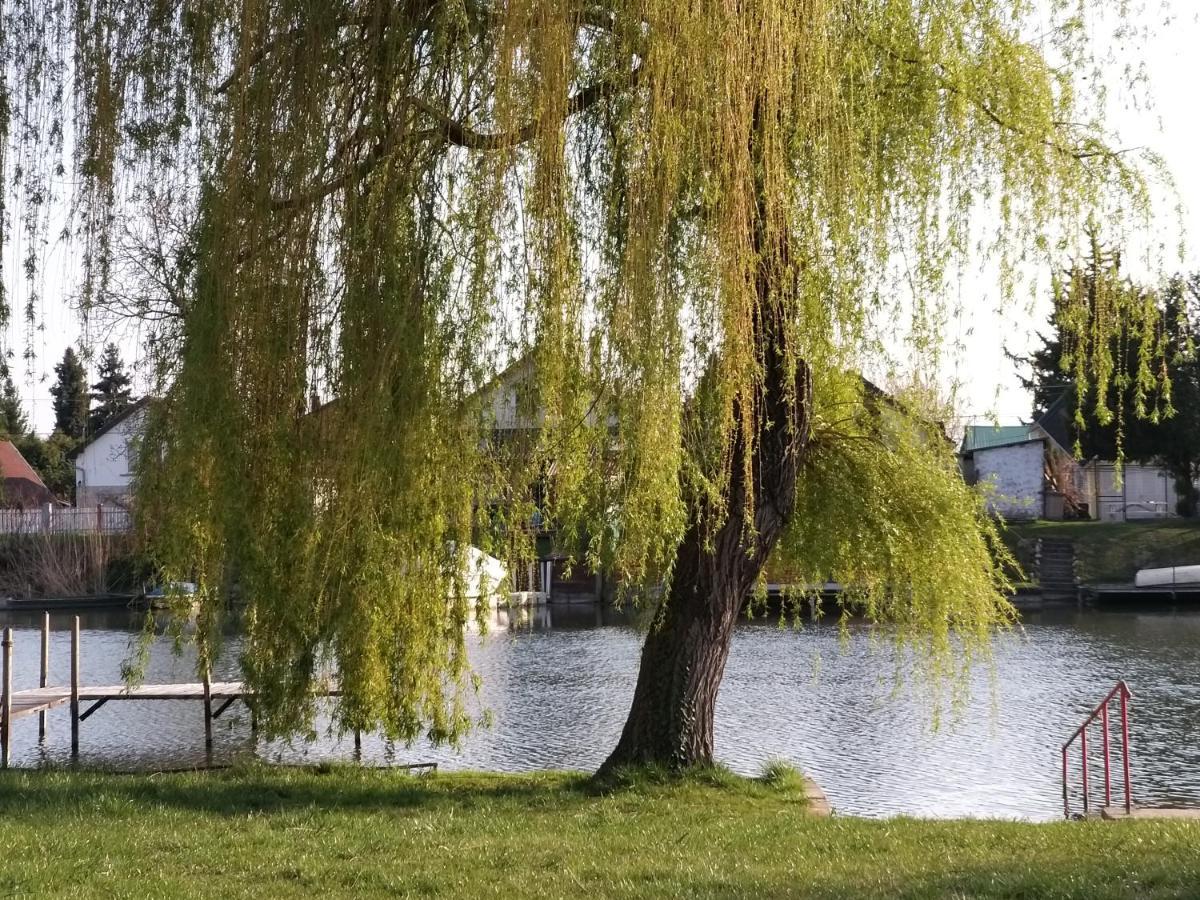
959, 425, 1041, 454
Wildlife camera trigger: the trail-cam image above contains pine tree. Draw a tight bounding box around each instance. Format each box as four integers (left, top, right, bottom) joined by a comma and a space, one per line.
89, 343, 135, 434
0, 372, 29, 438
50, 347, 89, 441
1022, 249, 1200, 516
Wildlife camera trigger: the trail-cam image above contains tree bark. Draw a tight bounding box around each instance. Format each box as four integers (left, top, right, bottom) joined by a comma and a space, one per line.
602, 209, 812, 770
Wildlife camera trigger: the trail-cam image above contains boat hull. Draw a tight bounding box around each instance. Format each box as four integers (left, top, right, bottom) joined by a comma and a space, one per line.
1134, 565, 1200, 588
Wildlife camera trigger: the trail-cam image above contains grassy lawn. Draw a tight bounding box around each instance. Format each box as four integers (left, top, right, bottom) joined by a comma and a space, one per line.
0, 766, 1198, 898
1004, 519, 1200, 584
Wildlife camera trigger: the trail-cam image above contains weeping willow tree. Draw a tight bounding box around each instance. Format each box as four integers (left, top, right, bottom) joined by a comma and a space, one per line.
1, 1, 1170, 769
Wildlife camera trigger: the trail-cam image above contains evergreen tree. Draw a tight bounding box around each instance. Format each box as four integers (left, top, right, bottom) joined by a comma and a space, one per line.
50, 347, 89, 441
89, 343, 135, 433
0, 372, 29, 438
1021, 252, 1200, 516
16, 432, 77, 501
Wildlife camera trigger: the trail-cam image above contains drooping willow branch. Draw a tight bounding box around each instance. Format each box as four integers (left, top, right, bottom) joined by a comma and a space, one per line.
867, 32, 1140, 164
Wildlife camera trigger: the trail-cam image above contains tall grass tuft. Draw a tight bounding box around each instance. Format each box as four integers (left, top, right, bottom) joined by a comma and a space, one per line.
0, 533, 143, 598
759, 758, 806, 791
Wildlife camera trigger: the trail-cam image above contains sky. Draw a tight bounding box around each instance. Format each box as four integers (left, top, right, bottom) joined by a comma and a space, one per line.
3, 4, 1200, 436
948, 3, 1200, 426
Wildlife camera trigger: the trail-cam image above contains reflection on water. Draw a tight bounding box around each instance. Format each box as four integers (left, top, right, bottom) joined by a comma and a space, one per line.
3, 603, 1200, 820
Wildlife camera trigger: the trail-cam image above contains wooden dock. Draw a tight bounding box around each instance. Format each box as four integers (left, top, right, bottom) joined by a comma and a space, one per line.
1082, 583, 1200, 603
7, 681, 259, 720
0, 616, 338, 768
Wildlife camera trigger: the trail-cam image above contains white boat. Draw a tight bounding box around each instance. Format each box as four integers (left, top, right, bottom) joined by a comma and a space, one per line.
1134, 565, 1200, 588
457, 545, 509, 603
144, 581, 199, 601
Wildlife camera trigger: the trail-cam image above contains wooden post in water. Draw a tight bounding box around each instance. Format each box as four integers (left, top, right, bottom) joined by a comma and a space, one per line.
70, 616, 80, 757
39, 612, 49, 742
2, 626, 12, 768
202, 668, 213, 751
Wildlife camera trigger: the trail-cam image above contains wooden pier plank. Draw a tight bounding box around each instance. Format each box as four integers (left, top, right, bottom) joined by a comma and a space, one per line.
6, 681, 339, 721
76, 681, 247, 700
9, 688, 72, 718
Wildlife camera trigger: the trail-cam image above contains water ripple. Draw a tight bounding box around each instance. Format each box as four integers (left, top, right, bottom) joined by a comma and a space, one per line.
3, 604, 1199, 820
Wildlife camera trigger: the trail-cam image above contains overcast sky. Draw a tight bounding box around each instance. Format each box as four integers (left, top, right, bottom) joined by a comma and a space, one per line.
3, 6, 1199, 436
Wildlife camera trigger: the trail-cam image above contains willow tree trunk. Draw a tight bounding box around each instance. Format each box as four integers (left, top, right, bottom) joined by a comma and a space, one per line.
602, 179, 812, 770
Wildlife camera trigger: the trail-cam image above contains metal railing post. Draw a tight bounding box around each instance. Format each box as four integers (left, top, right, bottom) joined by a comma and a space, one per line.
1101, 701, 1111, 807
1120, 686, 1133, 815
1081, 728, 1090, 815
1061, 746, 1069, 818
1061, 682, 1133, 819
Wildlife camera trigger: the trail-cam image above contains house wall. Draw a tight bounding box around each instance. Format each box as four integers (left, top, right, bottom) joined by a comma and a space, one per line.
973, 442, 1045, 519
75, 408, 147, 508
1084, 462, 1178, 521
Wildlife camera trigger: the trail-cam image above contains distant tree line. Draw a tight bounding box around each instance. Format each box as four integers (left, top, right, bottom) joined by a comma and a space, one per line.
1018, 240, 1200, 516
0, 344, 137, 502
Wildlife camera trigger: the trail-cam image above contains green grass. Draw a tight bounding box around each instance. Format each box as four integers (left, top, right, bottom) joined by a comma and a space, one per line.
1004, 519, 1200, 584
1, 766, 1199, 898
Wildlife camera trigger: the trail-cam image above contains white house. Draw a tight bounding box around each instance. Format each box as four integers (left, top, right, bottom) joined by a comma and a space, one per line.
960, 416, 1186, 521
959, 423, 1074, 519
74, 397, 151, 508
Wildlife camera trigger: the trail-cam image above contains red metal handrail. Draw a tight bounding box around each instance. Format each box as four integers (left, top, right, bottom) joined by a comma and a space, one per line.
1062, 681, 1132, 817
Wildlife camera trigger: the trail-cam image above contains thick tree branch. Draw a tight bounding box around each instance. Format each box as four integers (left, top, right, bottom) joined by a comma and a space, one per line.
270, 62, 641, 211
215, 26, 310, 95
409, 62, 640, 150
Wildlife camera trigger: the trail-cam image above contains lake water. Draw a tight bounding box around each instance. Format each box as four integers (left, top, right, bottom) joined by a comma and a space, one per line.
3, 603, 1200, 821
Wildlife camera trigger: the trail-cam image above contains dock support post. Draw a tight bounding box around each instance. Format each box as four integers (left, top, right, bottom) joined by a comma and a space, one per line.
39, 612, 49, 742
70, 616, 80, 757
2, 626, 12, 768
203, 669, 213, 751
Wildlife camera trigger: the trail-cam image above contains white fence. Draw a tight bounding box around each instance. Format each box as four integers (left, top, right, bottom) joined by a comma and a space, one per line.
0, 505, 132, 535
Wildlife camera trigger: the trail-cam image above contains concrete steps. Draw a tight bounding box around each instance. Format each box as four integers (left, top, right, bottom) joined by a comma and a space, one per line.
1038, 537, 1078, 598
1102, 805, 1200, 820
